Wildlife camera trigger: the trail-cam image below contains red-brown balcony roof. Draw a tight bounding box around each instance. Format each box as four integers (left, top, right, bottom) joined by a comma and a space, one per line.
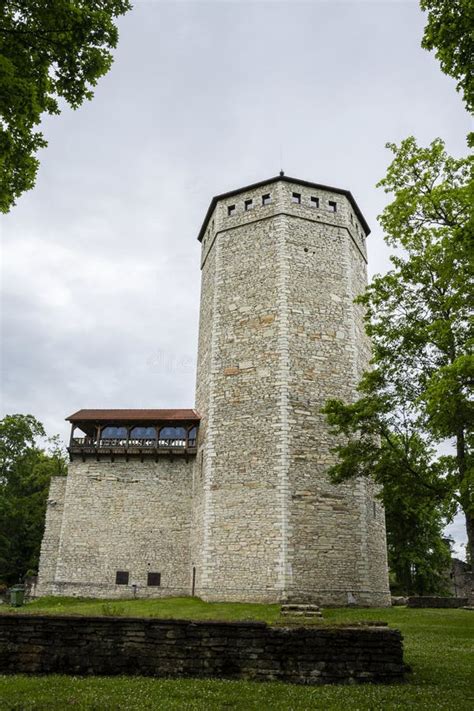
67, 409, 200, 423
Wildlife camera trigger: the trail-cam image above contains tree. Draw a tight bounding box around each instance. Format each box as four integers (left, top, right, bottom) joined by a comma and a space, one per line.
323, 136, 473, 571
0, 414, 67, 586
384, 479, 452, 595
0, 0, 131, 213
420, 0, 474, 114
323, 370, 454, 594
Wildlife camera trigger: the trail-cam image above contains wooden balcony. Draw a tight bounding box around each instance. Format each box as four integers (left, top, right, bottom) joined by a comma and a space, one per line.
66, 409, 200, 462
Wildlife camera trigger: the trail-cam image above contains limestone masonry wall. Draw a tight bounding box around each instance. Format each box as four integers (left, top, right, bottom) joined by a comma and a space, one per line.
194, 178, 390, 604
37, 460, 194, 598
36, 477, 66, 597
0, 615, 405, 684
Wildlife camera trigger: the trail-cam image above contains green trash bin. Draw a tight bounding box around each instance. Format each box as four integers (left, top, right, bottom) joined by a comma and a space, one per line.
9, 585, 25, 607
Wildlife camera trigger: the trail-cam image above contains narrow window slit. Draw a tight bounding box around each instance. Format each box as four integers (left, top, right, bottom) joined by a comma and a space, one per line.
147, 572, 161, 587
115, 571, 129, 585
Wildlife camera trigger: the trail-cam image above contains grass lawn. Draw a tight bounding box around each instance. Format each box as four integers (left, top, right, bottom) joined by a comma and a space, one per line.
0, 597, 473, 710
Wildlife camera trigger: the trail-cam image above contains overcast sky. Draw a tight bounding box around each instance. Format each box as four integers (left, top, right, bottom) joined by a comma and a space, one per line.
1, 0, 471, 556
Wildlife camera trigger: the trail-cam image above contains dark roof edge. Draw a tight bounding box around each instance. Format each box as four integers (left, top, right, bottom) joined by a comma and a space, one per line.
197, 175, 371, 242
66, 409, 201, 422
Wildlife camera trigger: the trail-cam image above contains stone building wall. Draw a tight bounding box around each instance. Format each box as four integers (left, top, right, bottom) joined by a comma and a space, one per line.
191, 238, 217, 595
0, 614, 405, 684
448, 558, 473, 599
36, 477, 66, 597
194, 177, 390, 604
195, 212, 287, 600
38, 459, 194, 598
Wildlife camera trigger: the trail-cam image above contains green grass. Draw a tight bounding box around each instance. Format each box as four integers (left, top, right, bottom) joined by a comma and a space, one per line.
0, 598, 473, 710
1, 595, 283, 623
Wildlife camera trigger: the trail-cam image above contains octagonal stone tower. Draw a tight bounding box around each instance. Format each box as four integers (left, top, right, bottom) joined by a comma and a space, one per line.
191, 174, 390, 606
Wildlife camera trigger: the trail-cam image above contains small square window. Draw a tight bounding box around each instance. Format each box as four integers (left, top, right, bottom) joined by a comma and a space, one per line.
115, 571, 129, 585
292, 192, 301, 204
310, 196, 319, 208
262, 193, 271, 206
227, 204, 236, 216
244, 199, 253, 211
328, 200, 337, 212
147, 572, 161, 587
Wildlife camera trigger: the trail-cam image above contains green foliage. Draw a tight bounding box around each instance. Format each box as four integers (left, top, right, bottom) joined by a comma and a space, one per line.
324, 379, 453, 595
420, 0, 474, 114
383, 479, 452, 595
0, 414, 67, 586
323, 136, 473, 578
0, 0, 131, 212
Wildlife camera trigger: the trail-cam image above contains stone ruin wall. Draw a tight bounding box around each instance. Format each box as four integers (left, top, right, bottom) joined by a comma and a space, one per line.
0, 615, 405, 684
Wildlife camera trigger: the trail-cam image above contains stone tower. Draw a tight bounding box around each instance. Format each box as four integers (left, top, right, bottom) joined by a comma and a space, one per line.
37, 173, 390, 606
191, 175, 390, 606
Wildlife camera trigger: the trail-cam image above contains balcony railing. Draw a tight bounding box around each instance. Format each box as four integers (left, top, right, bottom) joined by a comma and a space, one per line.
69, 436, 197, 456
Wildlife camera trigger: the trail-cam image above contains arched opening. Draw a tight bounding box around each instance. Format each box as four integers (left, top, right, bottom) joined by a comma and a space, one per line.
100, 426, 128, 446
159, 426, 187, 447
129, 426, 157, 444
101, 426, 127, 440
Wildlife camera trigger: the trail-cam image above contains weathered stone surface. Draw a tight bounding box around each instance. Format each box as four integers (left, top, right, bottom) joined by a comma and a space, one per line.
0, 615, 405, 684
37, 460, 193, 598
193, 178, 390, 604
391, 596, 408, 606
280, 603, 322, 617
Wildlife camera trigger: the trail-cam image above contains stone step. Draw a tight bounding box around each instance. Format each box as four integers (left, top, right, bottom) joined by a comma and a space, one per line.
280, 603, 323, 618
280, 610, 323, 617
280, 604, 321, 612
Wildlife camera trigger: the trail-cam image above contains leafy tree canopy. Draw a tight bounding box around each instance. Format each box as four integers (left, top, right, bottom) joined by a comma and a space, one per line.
0, 414, 67, 586
0, 0, 131, 213
324, 371, 454, 594
323, 136, 473, 574
420, 0, 474, 114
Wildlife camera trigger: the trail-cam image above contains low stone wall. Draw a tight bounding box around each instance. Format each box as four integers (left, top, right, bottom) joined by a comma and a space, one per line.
407, 596, 468, 609
0, 615, 404, 684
